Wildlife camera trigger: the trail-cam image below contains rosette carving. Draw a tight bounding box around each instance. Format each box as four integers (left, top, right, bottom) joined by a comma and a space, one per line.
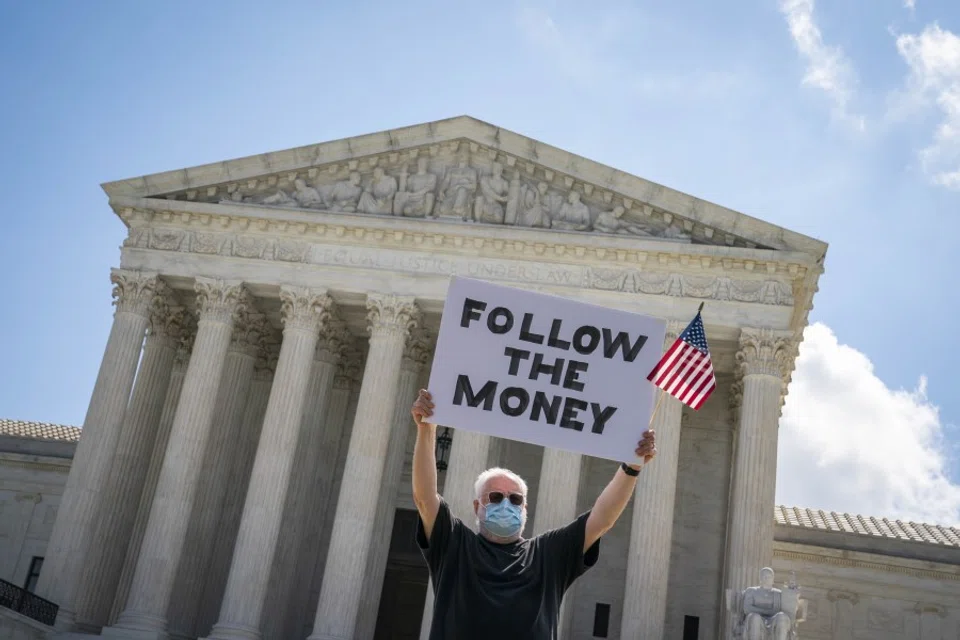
279, 286, 332, 334
111, 269, 161, 317
194, 277, 247, 325
365, 294, 419, 339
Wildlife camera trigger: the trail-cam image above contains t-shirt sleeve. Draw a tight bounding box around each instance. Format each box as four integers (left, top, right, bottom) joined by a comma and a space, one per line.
416, 497, 463, 578
537, 510, 601, 590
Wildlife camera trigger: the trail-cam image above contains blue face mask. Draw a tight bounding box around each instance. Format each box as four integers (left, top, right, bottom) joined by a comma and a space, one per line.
481, 500, 523, 538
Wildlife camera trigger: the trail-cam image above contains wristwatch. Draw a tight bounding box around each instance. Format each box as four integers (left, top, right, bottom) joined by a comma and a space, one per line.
620, 462, 640, 477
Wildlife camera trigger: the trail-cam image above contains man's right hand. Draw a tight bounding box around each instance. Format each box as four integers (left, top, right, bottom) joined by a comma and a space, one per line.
412, 389, 435, 428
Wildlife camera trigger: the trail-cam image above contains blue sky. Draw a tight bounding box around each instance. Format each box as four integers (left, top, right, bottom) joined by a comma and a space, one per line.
2, 0, 958, 522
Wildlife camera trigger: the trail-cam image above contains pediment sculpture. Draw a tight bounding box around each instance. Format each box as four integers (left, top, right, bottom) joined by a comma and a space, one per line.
726, 568, 807, 640
217, 146, 694, 242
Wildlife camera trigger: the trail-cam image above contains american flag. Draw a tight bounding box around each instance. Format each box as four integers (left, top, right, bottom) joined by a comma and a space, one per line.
646, 312, 716, 410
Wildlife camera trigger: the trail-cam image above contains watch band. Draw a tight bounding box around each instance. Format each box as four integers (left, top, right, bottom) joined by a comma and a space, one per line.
620, 462, 640, 477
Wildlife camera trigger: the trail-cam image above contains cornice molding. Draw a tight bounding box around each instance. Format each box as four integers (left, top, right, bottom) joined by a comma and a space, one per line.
774, 547, 960, 583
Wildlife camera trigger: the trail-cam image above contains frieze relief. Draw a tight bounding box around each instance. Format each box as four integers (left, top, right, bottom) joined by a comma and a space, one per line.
123, 224, 796, 307
153, 141, 758, 247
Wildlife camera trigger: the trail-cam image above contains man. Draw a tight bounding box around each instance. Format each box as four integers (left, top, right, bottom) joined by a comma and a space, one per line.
411, 389, 657, 639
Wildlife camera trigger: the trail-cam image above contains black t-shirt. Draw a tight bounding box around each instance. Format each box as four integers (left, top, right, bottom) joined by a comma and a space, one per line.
416, 498, 600, 640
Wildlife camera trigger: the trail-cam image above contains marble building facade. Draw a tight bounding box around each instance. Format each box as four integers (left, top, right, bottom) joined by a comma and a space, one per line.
1, 116, 958, 639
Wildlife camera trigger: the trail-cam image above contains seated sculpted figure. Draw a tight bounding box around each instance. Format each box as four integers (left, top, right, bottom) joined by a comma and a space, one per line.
357, 167, 397, 215
326, 172, 363, 212
473, 162, 510, 224
393, 156, 437, 217
551, 191, 592, 231
729, 568, 796, 640
437, 154, 478, 220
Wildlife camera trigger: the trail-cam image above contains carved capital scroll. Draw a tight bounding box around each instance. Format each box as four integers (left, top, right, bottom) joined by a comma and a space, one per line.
365, 294, 420, 339
111, 269, 161, 317
194, 277, 247, 325
736, 328, 796, 380
279, 286, 332, 335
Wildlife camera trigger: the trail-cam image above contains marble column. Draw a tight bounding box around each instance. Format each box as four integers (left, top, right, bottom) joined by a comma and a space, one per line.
309, 294, 420, 640
620, 324, 685, 640
76, 287, 186, 631
105, 278, 247, 640
196, 342, 278, 637
260, 321, 347, 640
534, 448, 583, 640
724, 329, 793, 612
206, 287, 333, 640
35, 269, 159, 630
419, 429, 493, 640
354, 331, 432, 640
287, 353, 361, 640
168, 311, 269, 639
110, 321, 197, 625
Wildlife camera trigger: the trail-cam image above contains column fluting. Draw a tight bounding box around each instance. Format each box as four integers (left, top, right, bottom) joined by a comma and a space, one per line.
168, 311, 269, 639
354, 330, 431, 640
309, 294, 420, 640
76, 286, 185, 631
106, 278, 247, 638
723, 328, 794, 638
110, 320, 197, 625
205, 287, 334, 640
620, 324, 685, 640
34, 269, 159, 630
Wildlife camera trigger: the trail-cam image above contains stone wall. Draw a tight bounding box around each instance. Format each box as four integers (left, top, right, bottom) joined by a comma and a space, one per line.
773, 540, 960, 640
0, 607, 51, 640
0, 441, 71, 589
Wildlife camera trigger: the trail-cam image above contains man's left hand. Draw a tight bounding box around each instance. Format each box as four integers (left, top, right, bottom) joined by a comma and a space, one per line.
630, 429, 657, 468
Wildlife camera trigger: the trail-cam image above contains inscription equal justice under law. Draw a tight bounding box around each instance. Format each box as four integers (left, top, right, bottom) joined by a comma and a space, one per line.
309, 246, 587, 287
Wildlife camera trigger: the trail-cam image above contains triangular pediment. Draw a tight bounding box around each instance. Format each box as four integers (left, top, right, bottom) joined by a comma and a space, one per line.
102, 116, 827, 258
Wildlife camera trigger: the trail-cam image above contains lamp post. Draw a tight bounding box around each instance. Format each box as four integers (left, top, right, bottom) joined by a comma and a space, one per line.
435, 427, 452, 471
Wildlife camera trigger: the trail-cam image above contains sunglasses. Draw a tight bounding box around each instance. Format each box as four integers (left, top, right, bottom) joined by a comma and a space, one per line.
486, 491, 524, 506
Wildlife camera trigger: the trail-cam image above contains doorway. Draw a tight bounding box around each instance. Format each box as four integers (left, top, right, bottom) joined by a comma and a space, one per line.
373, 509, 429, 639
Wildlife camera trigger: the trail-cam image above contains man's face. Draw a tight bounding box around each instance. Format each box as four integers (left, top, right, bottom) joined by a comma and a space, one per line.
474, 475, 527, 532
760, 570, 774, 589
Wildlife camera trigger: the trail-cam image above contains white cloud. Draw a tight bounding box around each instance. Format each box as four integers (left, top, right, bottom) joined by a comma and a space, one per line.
779, 0, 864, 130
904, 0, 916, 11
776, 323, 960, 526
895, 23, 960, 189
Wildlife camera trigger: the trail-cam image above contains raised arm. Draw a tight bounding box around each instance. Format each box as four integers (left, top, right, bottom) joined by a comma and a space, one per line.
411, 389, 441, 539
583, 429, 657, 552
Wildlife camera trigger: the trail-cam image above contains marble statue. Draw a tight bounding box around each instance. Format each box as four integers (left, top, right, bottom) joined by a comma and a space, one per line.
726, 568, 805, 640
473, 162, 511, 224
326, 172, 362, 212
437, 154, 478, 220
517, 182, 552, 228
594, 205, 651, 236
551, 191, 592, 231
357, 167, 397, 215
393, 157, 437, 217
292, 179, 324, 208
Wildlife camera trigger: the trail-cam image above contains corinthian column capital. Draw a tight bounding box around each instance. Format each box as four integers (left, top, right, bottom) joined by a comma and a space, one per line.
230, 311, 270, 358
111, 269, 161, 317
194, 278, 247, 325
663, 319, 686, 348
402, 328, 433, 373
366, 294, 419, 339
279, 286, 333, 335
736, 328, 796, 379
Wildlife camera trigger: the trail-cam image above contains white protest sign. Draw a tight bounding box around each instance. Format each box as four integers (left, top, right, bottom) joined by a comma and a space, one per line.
427, 277, 666, 462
